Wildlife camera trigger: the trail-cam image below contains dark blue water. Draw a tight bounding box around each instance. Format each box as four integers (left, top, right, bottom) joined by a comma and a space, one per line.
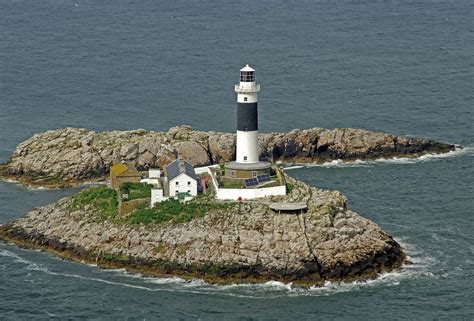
1, 0, 473, 319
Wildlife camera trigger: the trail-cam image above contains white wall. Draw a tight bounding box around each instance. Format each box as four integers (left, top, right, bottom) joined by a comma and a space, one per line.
149, 169, 161, 178
206, 167, 286, 201
169, 173, 198, 197
140, 178, 160, 186
216, 185, 286, 201
195, 164, 219, 175
151, 188, 168, 207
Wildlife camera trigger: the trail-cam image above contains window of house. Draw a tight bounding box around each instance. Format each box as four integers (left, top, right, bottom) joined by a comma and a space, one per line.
175, 190, 179, 194
187, 190, 191, 193
175, 181, 179, 186
252, 171, 257, 177
231, 171, 235, 178
187, 181, 191, 186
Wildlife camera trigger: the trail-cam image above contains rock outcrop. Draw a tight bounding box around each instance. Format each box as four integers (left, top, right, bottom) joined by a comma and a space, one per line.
0, 126, 454, 187
0, 176, 404, 286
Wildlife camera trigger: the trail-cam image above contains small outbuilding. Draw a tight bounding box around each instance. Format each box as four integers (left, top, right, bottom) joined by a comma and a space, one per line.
110, 163, 141, 190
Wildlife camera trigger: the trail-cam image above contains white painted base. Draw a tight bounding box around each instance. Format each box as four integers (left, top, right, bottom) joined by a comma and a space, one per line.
206, 167, 286, 201
236, 130, 258, 163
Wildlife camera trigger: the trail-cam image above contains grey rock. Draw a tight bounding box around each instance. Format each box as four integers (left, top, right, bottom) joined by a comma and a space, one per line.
0, 126, 455, 187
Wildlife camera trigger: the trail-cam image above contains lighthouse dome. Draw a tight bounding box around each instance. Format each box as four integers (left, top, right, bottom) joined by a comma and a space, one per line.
240, 64, 255, 72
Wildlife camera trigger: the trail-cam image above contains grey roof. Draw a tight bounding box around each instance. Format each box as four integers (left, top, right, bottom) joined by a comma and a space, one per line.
166, 159, 197, 181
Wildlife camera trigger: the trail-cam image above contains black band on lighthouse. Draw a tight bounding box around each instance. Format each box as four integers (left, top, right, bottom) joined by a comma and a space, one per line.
237, 102, 258, 131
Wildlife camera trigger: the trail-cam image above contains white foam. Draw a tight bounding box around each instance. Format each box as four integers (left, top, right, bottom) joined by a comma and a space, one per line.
282, 165, 304, 171
146, 276, 187, 285
0, 177, 107, 190
0, 177, 54, 191
0, 248, 32, 265
292, 146, 471, 168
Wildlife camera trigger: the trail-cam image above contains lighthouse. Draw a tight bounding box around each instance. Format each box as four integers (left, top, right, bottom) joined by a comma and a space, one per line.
235, 64, 261, 164
225, 65, 271, 180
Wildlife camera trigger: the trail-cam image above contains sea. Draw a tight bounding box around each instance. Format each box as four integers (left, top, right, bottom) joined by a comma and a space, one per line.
0, 0, 473, 319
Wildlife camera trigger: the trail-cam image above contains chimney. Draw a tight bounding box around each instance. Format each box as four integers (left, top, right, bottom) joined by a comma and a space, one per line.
179, 159, 185, 174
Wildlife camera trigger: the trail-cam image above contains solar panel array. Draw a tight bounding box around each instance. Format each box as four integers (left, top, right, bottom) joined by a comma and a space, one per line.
244, 178, 259, 187
257, 174, 270, 183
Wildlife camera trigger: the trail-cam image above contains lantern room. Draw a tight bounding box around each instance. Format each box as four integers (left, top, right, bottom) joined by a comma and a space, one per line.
240, 64, 255, 82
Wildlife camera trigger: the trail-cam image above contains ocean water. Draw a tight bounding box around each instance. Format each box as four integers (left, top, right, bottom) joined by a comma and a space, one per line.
1, 0, 473, 319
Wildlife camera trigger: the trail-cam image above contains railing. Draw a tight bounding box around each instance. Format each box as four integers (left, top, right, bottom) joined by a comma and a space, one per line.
234, 84, 261, 93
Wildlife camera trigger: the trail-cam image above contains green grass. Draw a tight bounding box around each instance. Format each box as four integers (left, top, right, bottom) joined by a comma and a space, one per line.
126, 198, 231, 225
69, 186, 232, 226
70, 186, 118, 220
286, 183, 295, 194
119, 182, 152, 201
221, 179, 244, 189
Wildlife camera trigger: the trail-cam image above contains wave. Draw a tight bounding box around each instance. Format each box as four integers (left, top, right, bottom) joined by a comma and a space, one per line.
0, 177, 55, 191
0, 176, 108, 191
284, 146, 472, 169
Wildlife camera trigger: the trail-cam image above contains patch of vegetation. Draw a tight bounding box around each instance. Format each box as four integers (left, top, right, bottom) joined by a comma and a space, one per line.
119, 182, 152, 201
153, 243, 167, 254
221, 179, 244, 189
69, 186, 118, 220
126, 197, 231, 225
326, 204, 339, 217
286, 183, 295, 194
101, 252, 129, 262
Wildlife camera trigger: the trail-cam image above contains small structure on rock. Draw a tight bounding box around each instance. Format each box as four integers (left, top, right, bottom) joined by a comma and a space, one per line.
140, 157, 199, 207
269, 202, 308, 214
166, 158, 198, 199
110, 162, 141, 189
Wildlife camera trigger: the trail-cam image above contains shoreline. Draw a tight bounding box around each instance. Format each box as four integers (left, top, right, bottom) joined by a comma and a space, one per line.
0, 126, 456, 189
0, 224, 405, 288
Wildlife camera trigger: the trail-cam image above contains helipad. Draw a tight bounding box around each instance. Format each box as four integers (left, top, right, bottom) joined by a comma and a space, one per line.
269, 202, 307, 214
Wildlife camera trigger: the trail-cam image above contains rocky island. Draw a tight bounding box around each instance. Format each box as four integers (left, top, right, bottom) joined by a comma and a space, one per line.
0, 124, 457, 286
0, 64, 458, 287
0, 126, 454, 188
0, 175, 404, 287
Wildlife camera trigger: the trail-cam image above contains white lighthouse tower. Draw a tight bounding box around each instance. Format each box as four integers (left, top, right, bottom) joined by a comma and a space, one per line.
217, 65, 285, 199
235, 64, 261, 164
224, 65, 271, 180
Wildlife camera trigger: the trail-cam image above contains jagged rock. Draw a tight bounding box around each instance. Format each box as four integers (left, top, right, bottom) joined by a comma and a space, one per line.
174, 141, 210, 166
208, 133, 235, 164
0, 126, 455, 187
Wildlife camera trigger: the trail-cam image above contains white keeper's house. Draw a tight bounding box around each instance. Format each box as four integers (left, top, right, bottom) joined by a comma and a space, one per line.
166, 158, 198, 198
